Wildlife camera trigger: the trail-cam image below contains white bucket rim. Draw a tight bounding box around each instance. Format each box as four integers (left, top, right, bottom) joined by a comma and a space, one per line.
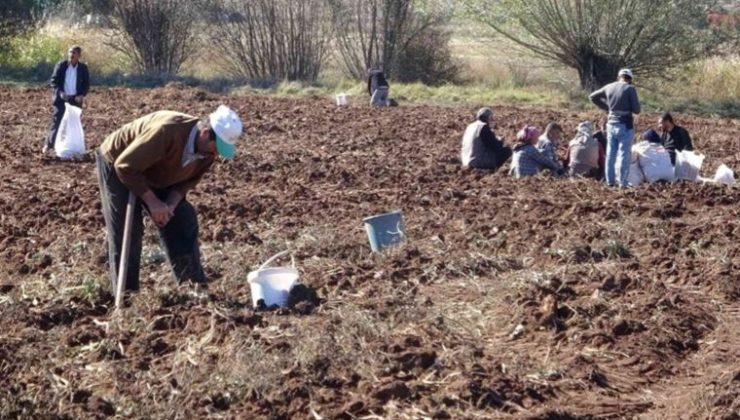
248, 266, 299, 283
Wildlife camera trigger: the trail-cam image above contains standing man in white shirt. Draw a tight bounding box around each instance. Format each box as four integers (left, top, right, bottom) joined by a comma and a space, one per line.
44, 45, 90, 155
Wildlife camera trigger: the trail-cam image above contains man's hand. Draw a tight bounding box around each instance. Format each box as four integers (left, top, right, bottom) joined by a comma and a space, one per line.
142, 191, 174, 227
165, 191, 183, 214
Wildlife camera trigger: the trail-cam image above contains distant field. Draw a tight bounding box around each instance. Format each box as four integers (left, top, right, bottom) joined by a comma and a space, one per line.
1, 22, 738, 117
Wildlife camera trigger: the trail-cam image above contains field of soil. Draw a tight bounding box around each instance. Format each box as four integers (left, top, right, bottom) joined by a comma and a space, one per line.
0, 83, 738, 419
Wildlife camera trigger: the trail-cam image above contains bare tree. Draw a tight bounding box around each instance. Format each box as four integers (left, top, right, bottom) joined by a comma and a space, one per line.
327, 0, 458, 82
109, 0, 200, 75
465, 0, 735, 90
209, 0, 332, 81
394, 15, 459, 85
326, 0, 414, 79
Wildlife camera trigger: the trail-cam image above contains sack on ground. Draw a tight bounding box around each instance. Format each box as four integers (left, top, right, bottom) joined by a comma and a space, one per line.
674, 150, 705, 182
638, 142, 674, 183
714, 164, 736, 186
54, 103, 86, 159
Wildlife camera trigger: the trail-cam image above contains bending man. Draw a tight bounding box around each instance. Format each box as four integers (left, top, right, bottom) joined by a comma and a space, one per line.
95, 105, 243, 293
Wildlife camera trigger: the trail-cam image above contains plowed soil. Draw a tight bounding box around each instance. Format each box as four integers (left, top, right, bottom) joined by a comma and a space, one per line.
0, 83, 738, 419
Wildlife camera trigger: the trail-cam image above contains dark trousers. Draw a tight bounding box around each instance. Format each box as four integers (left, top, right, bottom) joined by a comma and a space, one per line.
95, 149, 206, 292
495, 147, 513, 170
46, 98, 82, 149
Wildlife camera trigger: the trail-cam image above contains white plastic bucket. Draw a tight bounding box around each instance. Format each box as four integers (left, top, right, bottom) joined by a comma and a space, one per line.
247, 251, 298, 308
336, 93, 349, 107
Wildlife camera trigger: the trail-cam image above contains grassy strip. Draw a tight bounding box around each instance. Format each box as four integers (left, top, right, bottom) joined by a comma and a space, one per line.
2, 70, 737, 118
232, 80, 571, 107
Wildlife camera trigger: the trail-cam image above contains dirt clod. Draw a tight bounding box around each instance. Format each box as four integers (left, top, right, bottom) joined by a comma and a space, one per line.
373, 381, 412, 402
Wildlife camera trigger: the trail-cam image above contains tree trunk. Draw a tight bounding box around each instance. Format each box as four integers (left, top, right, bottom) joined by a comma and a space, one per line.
577, 51, 623, 91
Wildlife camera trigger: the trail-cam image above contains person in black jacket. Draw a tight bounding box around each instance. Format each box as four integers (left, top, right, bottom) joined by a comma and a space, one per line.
44, 45, 90, 154
367, 68, 390, 107
659, 113, 694, 165
367, 68, 388, 96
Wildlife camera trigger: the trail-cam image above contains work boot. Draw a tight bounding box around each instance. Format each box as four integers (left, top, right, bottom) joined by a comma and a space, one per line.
170, 255, 207, 284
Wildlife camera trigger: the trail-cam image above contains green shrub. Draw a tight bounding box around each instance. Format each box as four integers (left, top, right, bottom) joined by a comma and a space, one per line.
0, 32, 65, 68
0, 32, 65, 81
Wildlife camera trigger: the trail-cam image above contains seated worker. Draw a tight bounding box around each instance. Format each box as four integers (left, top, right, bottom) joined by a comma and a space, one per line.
537, 122, 565, 174
565, 121, 605, 178
368, 68, 390, 107
460, 107, 512, 171
510, 126, 564, 178
659, 113, 694, 165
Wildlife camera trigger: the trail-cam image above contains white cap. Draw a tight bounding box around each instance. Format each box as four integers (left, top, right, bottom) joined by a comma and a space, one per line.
618, 68, 634, 79
209, 105, 243, 159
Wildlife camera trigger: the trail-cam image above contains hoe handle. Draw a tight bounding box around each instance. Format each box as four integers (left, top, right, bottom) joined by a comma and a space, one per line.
115, 192, 136, 309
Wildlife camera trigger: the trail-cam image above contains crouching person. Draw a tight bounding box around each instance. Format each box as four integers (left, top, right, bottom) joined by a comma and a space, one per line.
566, 121, 605, 178
95, 105, 243, 293
460, 107, 512, 171
537, 122, 565, 174
510, 126, 564, 178
368, 68, 390, 107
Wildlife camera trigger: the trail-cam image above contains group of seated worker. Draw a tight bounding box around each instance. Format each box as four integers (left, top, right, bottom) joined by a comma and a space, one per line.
460, 108, 694, 180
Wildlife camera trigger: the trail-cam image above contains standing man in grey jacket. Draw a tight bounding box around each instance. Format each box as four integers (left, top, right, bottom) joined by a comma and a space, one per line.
589, 69, 641, 188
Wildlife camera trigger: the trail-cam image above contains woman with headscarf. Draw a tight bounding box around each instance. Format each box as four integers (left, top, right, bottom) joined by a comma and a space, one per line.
509, 126, 564, 178
566, 121, 605, 178
537, 122, 565, 174
460, 107, 512, 171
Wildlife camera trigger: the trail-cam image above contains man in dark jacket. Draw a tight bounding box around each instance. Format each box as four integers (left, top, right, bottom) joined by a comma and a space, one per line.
44, 45, 90, 154
460, 107, 512, 171
367, 68, 390, 107
659, 113, 694, 165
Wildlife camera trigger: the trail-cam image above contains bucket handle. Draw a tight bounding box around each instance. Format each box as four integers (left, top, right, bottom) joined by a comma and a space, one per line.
388, 220, 406, 239
258, 250, 294, 270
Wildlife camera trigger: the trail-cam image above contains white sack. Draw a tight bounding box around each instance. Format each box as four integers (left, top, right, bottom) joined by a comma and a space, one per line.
674, 150, 705, 182
54, 103, 86, 159
714, 164, 736, 186
638, 143, 674, 183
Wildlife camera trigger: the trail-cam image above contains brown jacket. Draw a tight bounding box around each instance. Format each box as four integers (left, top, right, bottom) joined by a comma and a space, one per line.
100, 111, 214, 197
